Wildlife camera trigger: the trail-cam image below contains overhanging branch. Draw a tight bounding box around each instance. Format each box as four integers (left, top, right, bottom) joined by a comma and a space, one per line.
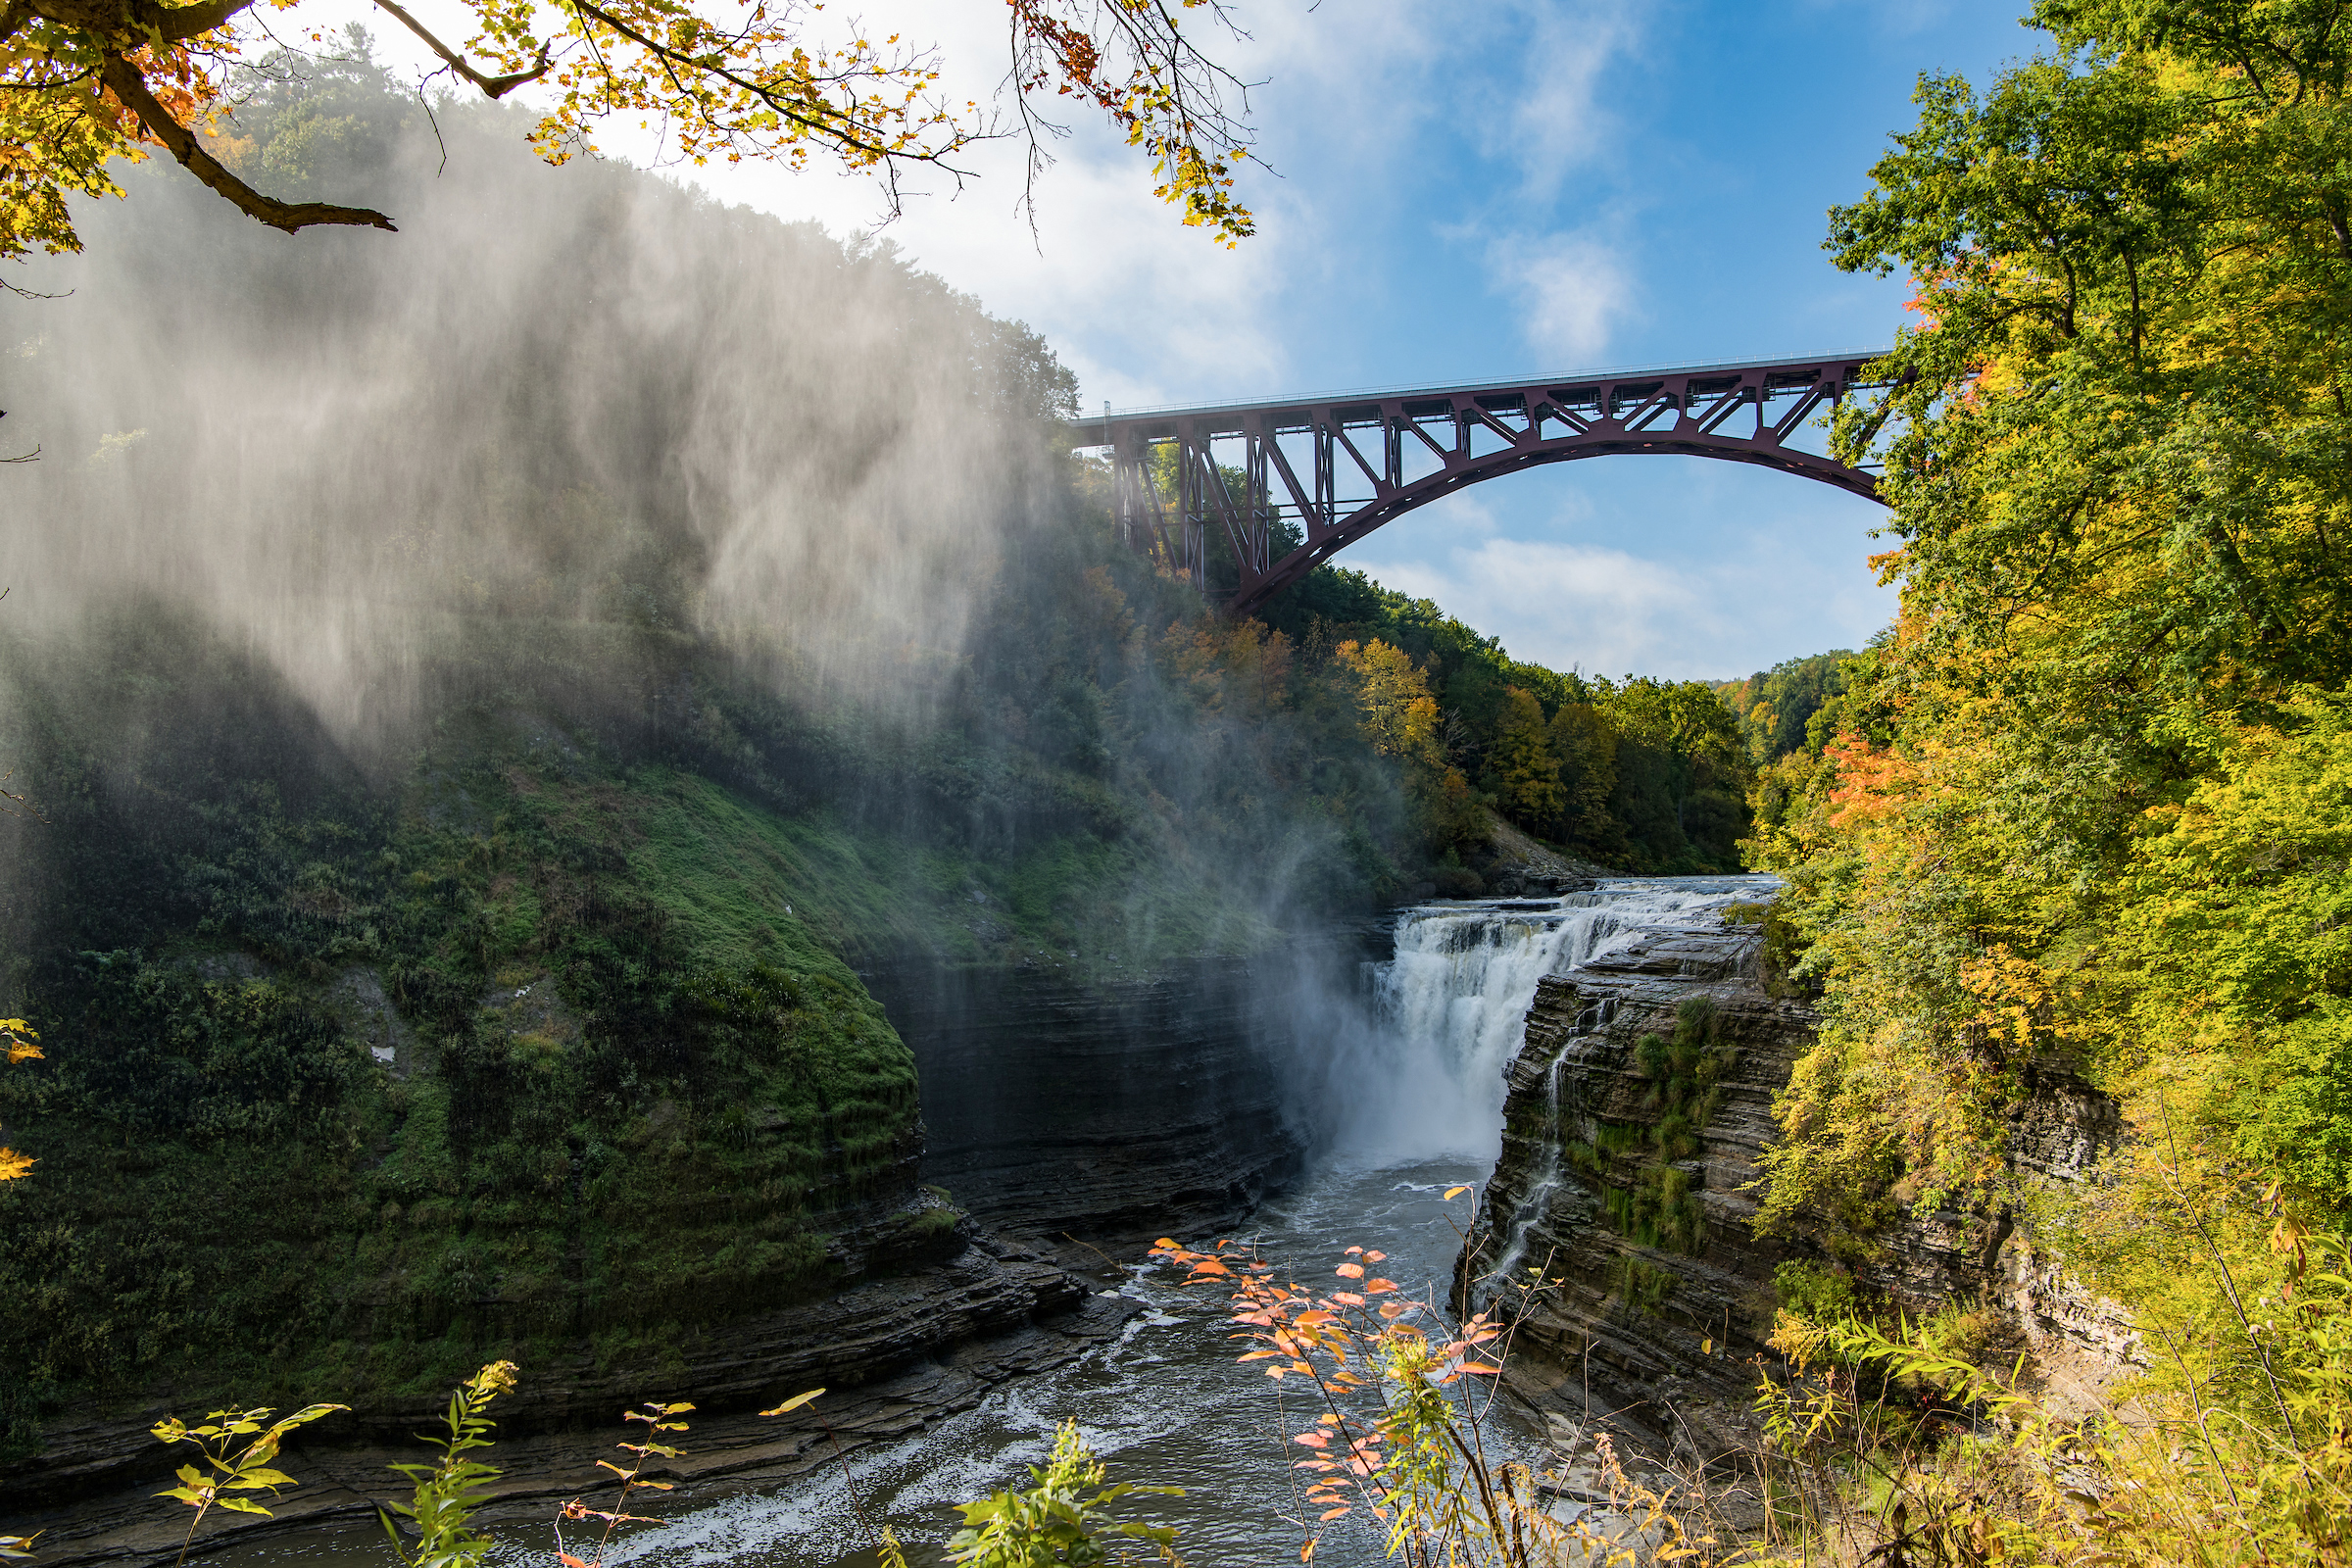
99, 52, 397, 232
369, 0, 549, 99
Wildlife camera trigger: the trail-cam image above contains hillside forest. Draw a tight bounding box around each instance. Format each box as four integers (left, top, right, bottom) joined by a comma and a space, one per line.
0, 46, 1765, 1449
1728, 1, 2352, 1558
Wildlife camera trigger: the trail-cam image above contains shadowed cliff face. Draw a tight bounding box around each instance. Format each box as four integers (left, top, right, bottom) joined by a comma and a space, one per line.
866, 957, 1309, 1242
1456, 899, 2135, 1461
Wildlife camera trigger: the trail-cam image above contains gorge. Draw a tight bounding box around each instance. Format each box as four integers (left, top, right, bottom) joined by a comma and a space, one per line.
13, 876, 1896, 1568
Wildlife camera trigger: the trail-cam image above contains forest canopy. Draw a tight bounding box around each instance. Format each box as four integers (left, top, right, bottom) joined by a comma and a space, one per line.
1746, 0, 2352, 1355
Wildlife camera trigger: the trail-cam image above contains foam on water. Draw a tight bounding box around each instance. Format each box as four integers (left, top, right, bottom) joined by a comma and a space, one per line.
1327, 876, 1777, 1162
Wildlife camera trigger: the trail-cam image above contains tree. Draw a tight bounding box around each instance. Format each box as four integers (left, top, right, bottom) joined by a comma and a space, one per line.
1, 0, 1260, 270
1545, 700, 1618, 851
1489, 686, 1564, 832
1750, 0, 2352, 1256
1336, 639, 1444, 770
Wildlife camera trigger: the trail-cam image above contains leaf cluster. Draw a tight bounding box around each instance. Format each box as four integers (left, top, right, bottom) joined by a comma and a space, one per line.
943, 1420, 1182, 1568
378, 1359, 518, 1568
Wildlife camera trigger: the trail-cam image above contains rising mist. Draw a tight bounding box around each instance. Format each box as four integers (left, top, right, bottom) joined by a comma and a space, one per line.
2, 47, 1069, 754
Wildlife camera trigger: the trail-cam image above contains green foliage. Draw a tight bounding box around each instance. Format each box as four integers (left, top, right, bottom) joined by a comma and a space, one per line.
1751, 1235, 2352, 1566
1590, 998, 1738, 1255
150, 1400, 348, 1562
380, 1361, 518, 1568
1746, 0, 2352, 1250
1734, 11, 2352, 1557
943, 1420, 1181, 1568
1490, 688, 1566, 827
1772, 1260, 1858, 1325
1719, 652, 1855, 763
1606, 1254, 1675, 1316
1268, 567, 1753, 871
2110, 690, 2352, 1215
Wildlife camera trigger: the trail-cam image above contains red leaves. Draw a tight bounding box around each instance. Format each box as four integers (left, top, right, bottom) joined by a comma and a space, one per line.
1292, 1431, 1329, 1448
1334, 1262, 1364, 1279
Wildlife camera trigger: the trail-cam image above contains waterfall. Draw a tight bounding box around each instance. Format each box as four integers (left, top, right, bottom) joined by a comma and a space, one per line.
1489, 1051, 1566, 1290
1307, 877, 1775, 1168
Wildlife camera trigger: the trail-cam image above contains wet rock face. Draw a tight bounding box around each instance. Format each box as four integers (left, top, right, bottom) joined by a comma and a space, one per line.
866, 957, 1306, 1243
1456, 907, 2135, 1455
1455, 912, 1816, 1445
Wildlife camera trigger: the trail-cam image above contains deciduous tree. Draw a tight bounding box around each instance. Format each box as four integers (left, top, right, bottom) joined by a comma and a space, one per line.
2, 0, 1260, 270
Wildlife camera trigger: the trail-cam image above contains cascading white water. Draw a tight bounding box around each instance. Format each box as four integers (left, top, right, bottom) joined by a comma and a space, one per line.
1488, 1051, 1566, 1289
1320, 876, 1778, 1164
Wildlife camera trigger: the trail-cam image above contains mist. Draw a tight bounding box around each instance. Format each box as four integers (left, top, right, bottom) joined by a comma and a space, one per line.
1, 48, 1067, 759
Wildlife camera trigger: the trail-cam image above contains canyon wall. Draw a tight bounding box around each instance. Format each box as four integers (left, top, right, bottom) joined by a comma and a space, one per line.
867, 952, 1316, 1242
10, 933, 1331, 1564
1457, 903, 2132, 1461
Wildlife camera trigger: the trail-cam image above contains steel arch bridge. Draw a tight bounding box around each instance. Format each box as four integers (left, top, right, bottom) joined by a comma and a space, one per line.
1090, 351, 1895, 617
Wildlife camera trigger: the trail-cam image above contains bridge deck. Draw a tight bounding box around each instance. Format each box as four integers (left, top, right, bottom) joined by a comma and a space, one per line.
1087, 351, 1898, 615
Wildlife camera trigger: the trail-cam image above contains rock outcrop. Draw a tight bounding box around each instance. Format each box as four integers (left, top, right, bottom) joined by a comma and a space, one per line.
867, 956, 1306, 1242
1456, 902, 2133, 1463
11, 1226, 1095, 1566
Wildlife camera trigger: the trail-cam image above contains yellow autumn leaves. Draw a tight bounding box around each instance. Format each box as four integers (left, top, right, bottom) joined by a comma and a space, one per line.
0, 1017, 37, 1184
1335, 640, 1443, 768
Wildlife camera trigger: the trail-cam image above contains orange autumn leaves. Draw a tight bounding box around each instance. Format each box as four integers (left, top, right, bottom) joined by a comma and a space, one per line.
1150, 1235, 1504, 1547
0, 1018, 38, 1183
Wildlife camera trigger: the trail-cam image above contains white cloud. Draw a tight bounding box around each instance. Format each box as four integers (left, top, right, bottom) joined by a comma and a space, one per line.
1486, 229, 1635, 366
1495, 1, 1643, 197
1360, 535, 1700, 678
1343, 472, 1899, 680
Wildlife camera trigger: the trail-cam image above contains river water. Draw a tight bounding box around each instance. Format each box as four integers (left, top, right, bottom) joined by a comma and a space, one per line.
201, 878, 1769, 1568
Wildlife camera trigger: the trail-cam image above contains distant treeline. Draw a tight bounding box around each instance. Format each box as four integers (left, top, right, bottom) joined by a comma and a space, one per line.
1257, 570, 1838, 875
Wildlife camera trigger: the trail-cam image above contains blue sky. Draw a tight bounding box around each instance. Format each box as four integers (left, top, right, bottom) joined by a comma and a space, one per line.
340, 1, 2041, 679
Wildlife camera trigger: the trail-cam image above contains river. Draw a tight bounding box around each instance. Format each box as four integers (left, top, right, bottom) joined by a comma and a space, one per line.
198, 877, 1770, 1568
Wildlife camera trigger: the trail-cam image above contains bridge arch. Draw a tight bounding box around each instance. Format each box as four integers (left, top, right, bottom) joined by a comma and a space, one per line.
1091, 353, 1893, 617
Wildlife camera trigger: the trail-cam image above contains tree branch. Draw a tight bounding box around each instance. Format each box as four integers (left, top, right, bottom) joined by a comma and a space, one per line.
369, 0, 548, 99
99, 52, 397, 232
562, 0, 905, 160
145, 0, 255, 41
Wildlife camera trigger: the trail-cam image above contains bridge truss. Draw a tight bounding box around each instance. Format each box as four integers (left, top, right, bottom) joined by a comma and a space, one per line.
1092, 352, 1895, 617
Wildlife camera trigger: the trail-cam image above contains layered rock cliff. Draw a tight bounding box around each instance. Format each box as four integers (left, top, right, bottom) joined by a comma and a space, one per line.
15, 1228, 1114, 1567
867, 954, 1308, 1241
1456, 901, 2133, 1461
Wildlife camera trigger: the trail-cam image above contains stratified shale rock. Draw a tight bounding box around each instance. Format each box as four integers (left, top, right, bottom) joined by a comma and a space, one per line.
867, 956, 1306, 1241
10, 1228, 1097, 1567
1456, 903, 2134, 1463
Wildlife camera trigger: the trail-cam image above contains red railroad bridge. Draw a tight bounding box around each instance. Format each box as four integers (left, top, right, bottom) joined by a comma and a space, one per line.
1088, 351, 1895, 617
